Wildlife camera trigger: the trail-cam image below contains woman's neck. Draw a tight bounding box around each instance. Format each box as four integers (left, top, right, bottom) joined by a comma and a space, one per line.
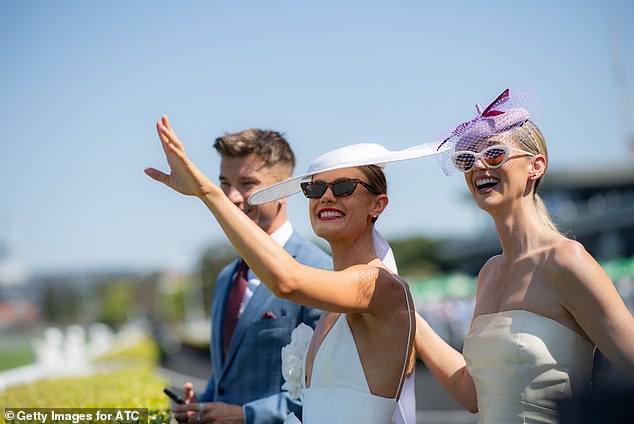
490, 201, 556, 260
328, 230, 378, 271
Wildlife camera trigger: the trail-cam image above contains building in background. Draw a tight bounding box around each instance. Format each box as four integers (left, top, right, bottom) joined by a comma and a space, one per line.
0, 260, 37, 330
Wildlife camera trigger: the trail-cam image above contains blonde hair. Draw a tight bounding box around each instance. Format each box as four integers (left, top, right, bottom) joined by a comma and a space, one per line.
511, 121, 560, 233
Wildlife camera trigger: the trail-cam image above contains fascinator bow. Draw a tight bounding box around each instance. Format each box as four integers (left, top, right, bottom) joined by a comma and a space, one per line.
436, 88, 510, 151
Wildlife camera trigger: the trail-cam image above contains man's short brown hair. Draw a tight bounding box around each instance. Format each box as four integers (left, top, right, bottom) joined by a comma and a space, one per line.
213, 129, 296, 176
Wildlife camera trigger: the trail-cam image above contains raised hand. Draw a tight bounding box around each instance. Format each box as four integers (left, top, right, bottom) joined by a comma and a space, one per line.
145, 115, 214, 197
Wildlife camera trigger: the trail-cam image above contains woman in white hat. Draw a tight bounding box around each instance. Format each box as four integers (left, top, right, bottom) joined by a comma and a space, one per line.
414, 89, 634, 423
145, 116, 438, 424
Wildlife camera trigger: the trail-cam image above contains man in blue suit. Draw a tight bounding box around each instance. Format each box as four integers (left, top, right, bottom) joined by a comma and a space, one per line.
177, 128, 331, 424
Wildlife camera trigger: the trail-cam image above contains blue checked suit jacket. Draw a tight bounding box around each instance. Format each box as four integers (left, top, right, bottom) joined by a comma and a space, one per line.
199, 230, 332, 424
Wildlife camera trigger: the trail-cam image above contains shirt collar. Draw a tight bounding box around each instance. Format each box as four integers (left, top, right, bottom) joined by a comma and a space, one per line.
244, 220, 292, 285
269, 220, 293, 247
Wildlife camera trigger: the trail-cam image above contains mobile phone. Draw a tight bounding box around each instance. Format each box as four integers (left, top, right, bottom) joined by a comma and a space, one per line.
163, 387, 185, 404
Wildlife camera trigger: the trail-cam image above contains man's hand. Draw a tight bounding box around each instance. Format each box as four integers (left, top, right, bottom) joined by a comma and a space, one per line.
173, 401, 244, 424
172, 382, 198, 424
183, 382, 197, 404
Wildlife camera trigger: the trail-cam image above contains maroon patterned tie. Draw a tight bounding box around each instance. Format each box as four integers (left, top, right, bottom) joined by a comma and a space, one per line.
222, 260, 249, 357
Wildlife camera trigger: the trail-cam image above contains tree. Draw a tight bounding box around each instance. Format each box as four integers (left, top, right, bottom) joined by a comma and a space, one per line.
389, 236, 448, 278
198, 243, 239, 315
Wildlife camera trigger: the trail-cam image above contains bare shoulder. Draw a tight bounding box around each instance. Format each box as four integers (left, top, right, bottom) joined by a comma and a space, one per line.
472, 255, 503, 301
548, 238, 595, 277
478, 254, 503, 279
355, 262, 409, 287
483, 254, 503, 271
351, 263, 406, 296
551, 238, 590, 265
354, 264, 412, 318
546, 238, 610, 293
378, 266, 412, 293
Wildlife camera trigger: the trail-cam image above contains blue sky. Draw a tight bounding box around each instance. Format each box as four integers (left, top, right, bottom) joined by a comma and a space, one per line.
1, 1, 633, 275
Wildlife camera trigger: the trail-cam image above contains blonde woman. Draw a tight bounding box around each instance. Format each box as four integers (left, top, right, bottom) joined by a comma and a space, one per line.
414, 89, 634, 423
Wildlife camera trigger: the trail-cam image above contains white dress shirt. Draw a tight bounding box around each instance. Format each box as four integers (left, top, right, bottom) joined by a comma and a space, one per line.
238, 220, 293, 315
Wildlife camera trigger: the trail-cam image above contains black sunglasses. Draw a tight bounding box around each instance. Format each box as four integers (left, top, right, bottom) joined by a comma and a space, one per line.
300, 178, 380, 199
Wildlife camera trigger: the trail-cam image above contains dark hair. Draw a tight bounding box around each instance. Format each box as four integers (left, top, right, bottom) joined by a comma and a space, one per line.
356, 165, 387, 195
356, 165, 387, 223
213, 129, 296, 174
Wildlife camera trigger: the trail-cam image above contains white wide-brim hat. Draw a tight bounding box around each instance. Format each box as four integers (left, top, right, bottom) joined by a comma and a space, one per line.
248, 141, 444, 205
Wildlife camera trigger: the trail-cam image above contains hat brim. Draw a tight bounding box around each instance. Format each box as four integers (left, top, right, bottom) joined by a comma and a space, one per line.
248, 141, 442, 205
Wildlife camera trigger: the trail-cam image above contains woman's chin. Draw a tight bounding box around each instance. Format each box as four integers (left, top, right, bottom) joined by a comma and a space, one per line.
312, 225, 334, 240
313, 225, 350, 245
474, 195, 501, 213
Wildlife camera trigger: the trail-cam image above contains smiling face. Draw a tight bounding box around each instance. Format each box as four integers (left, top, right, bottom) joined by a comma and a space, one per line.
219, 153, 289, 234
307, 167, 387, 242
457, 133, 536, 213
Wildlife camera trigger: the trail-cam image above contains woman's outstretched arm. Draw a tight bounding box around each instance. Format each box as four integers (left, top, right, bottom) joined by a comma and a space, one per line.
145, 115, 405, 314
414, 312, 478, 413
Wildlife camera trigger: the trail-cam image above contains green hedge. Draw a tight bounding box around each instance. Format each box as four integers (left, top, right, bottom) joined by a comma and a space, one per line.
1, 335, 172, 423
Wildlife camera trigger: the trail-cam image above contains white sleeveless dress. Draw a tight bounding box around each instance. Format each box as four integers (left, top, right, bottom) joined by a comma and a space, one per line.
463, 310, 594, 424
301, 314, 402, 424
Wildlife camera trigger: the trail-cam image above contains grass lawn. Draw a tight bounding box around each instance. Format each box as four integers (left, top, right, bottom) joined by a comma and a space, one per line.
0, 334, 34, 371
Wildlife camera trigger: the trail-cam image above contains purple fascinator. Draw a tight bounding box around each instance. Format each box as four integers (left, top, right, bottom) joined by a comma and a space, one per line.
434, 88, 542, 175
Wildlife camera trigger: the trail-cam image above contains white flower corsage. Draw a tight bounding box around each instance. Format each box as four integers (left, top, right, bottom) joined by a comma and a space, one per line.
281, 322, 314, 400
283, 412, 302, 424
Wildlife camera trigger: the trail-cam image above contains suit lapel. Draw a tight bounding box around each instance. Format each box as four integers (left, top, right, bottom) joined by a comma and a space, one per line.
223, 282, 273, 362
282, 231, 302, 258
219, 232, 302, 377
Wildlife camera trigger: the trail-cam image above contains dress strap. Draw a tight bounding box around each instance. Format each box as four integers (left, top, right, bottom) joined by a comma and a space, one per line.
394, 278, 413, 400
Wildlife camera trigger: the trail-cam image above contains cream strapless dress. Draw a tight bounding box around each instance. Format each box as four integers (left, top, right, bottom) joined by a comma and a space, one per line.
463, 310, 594, 424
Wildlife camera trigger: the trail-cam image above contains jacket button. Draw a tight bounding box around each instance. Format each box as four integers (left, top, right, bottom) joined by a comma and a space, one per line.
217, 387, 225, 396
